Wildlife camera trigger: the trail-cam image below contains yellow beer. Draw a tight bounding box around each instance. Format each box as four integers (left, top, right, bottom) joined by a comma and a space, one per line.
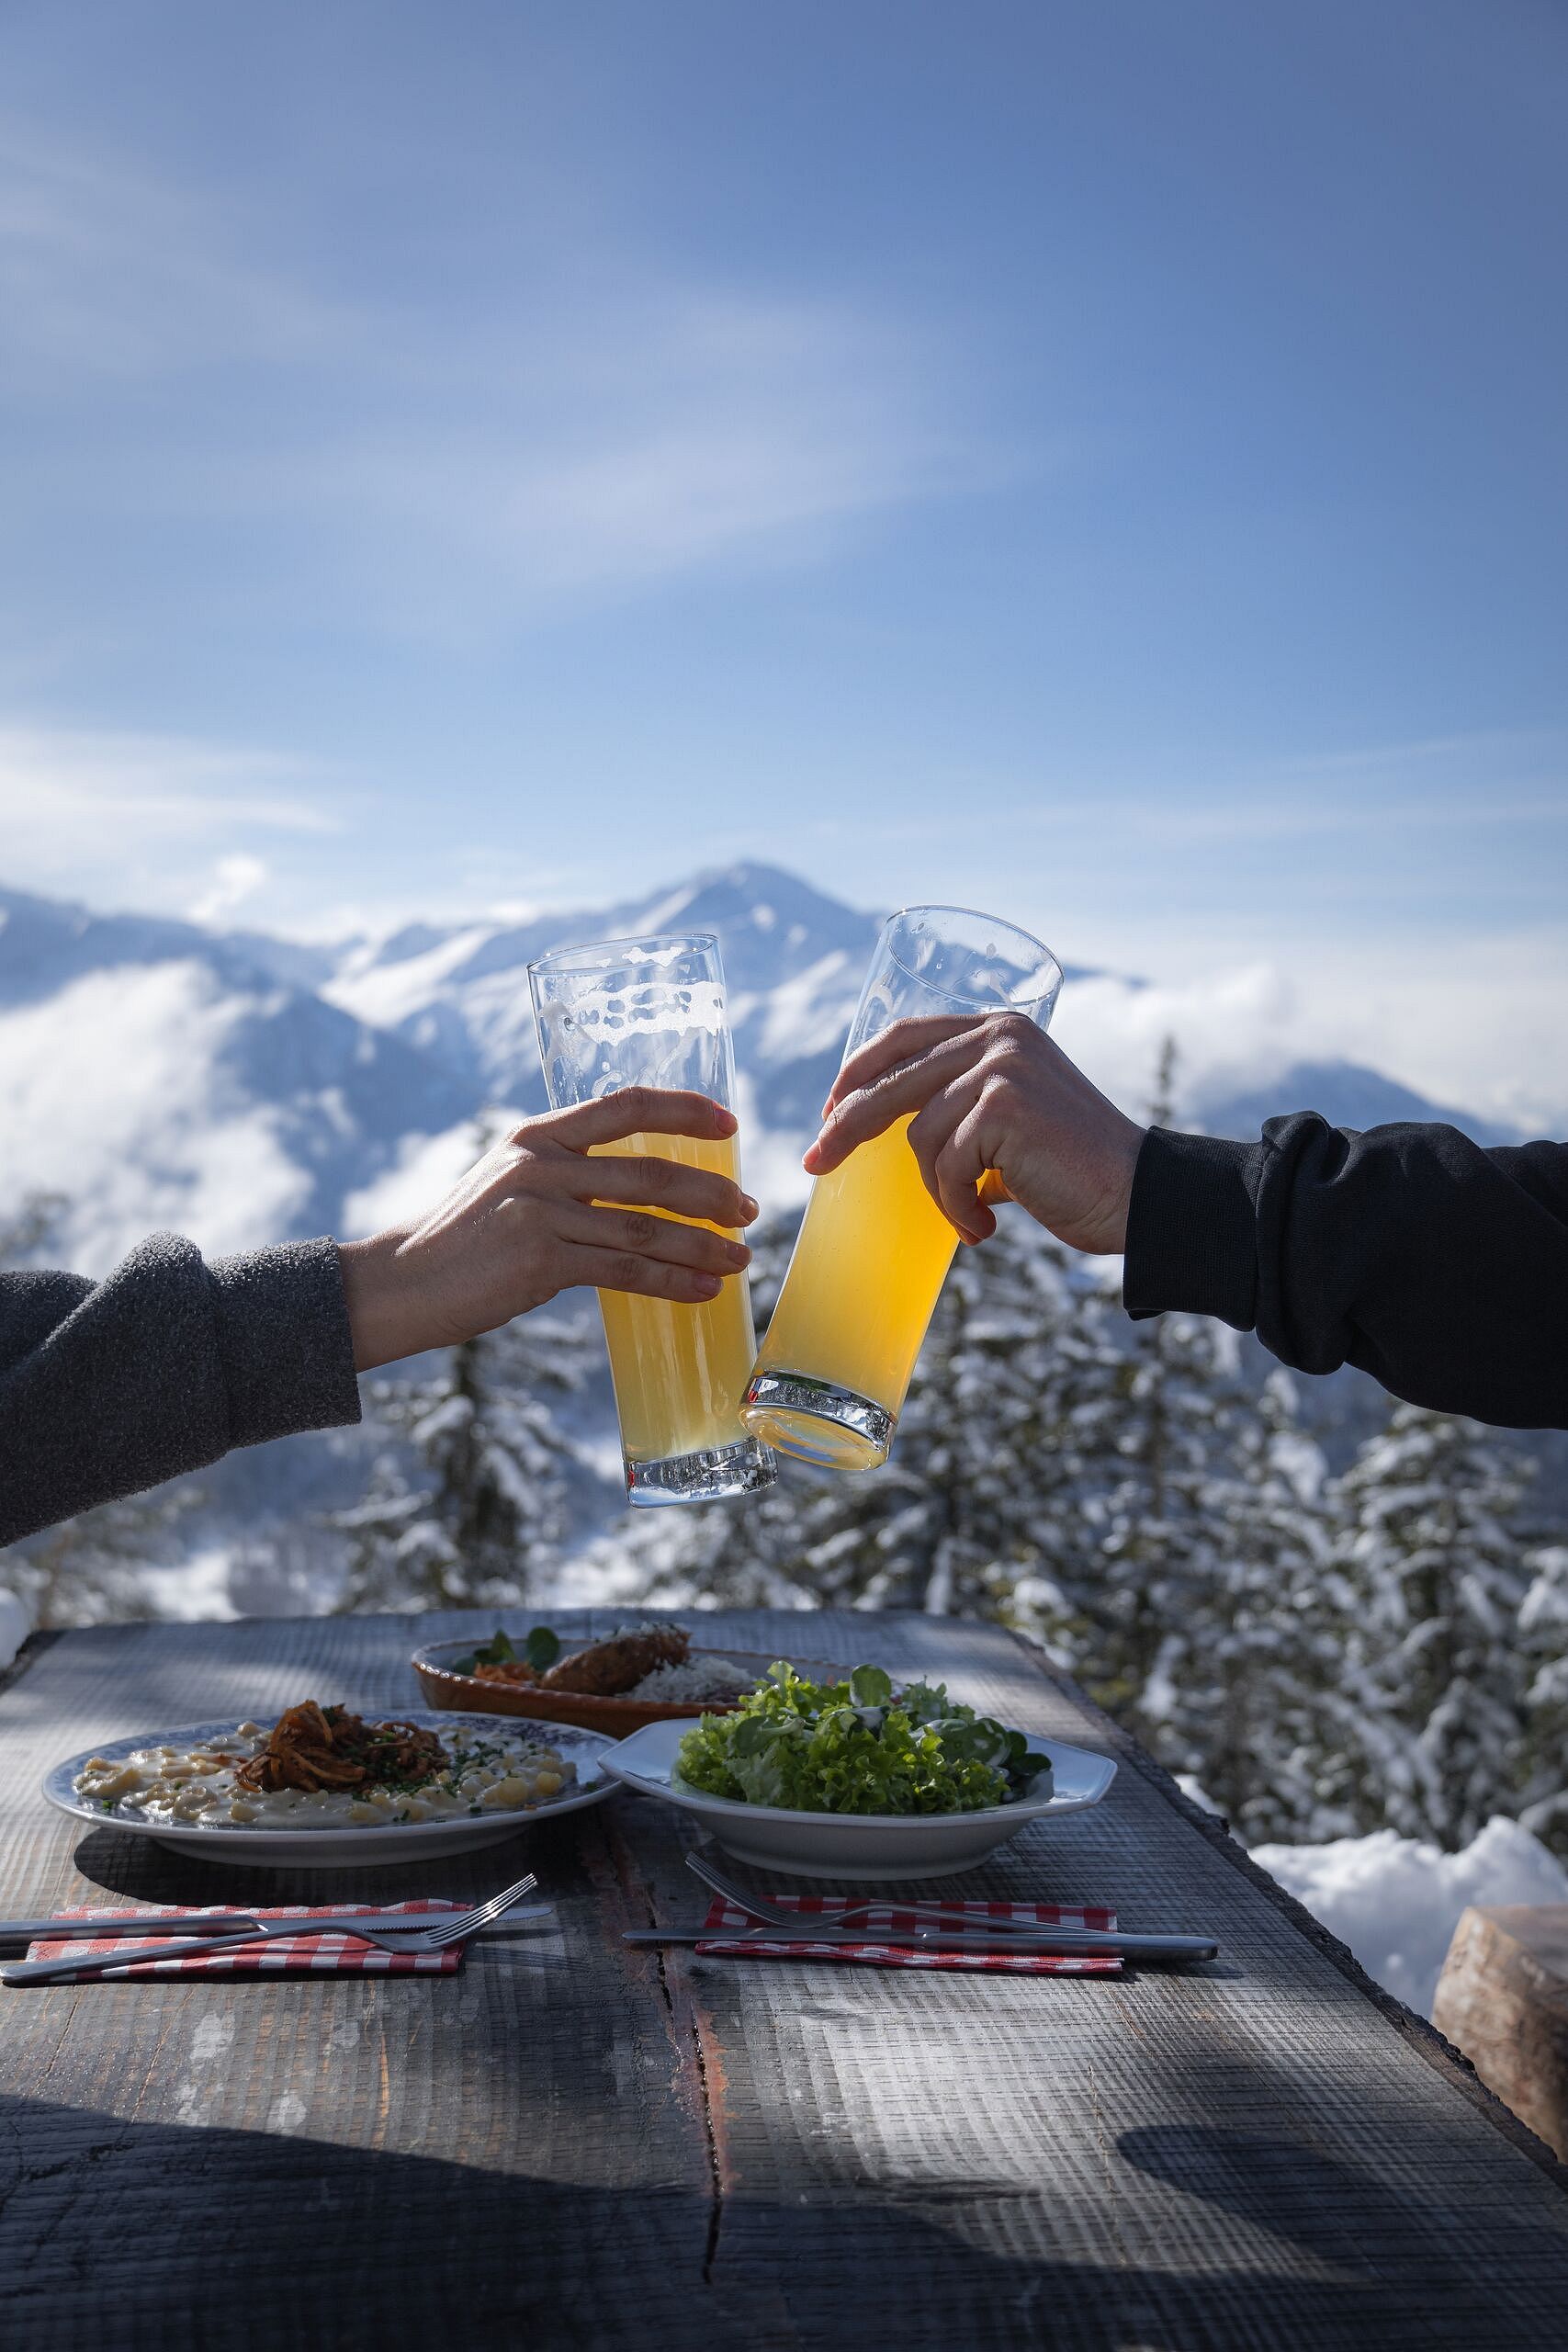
593, 1131, 759, 1466
741, 904, 1061, 1473
748, 1117, 957, 1469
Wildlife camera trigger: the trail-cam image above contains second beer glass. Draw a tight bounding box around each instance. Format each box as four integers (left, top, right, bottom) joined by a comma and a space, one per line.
528, 932, 776, 1507
741, 906, 1062, 1472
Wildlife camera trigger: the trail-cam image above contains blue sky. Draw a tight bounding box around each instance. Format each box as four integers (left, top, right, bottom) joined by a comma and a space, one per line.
2, 0, 1565, 1120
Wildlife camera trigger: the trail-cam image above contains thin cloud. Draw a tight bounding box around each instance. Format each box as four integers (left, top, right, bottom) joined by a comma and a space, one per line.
0, 123, 353, 379
188, 854, 272, 926
0, 121, 1016, 620
130, 291, 1010, 617
0, 724, 343, 910
1267, 728, 1562, 778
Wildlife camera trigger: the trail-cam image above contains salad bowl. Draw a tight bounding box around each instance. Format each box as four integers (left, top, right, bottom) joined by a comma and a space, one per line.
600, 1716, 1117, 1879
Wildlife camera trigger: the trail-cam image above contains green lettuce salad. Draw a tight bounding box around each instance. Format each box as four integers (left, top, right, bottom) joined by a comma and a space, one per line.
673, 1664, 1053, 1816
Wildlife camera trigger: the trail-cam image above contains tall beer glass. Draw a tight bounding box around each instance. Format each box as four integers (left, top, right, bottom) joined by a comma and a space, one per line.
528, 933, 776, 1507
741, 906, 1062, 1472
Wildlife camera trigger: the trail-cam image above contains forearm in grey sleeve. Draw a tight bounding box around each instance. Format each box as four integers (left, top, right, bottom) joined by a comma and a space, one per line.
1122, 1116, 1568, 1430
0, 1233, 362, 1544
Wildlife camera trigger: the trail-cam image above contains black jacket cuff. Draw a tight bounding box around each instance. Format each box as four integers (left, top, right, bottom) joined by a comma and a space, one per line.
1123, 1128, 1260, 1330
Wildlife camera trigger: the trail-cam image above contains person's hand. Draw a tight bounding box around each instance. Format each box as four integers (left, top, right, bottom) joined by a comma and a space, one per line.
804, 1014, 1145, 1254
339, 1090, 758, 1372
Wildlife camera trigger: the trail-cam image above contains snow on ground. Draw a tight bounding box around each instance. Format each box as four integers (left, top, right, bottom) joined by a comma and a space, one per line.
141, 1548, 243, 1623
1251, 1816, 1568, 2019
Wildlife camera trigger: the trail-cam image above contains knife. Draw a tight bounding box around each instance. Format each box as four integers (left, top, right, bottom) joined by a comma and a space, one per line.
625, 1922, 1218, 1962
0, 1903, 553, 1944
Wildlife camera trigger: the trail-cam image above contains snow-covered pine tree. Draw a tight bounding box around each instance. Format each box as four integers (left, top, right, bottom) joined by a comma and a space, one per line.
4, 1487, 199, 1628
1082, 1304, 1243, 1758
334, 1312, 593, 1612
601, 1204, 1084, 1622
1322, 1401, 1533, 1848
779, 1210, 1080, 1622
1183, 1367, 1337, 1842
1516, 1544, 1568, 1857
1015, 1038, 1248, 1772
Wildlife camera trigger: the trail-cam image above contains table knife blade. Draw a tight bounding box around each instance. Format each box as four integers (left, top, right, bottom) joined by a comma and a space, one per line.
626, 1923, 1217, 1961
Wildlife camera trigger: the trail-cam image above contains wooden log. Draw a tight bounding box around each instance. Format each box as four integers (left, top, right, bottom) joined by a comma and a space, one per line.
1433, 1905, 1568, 2159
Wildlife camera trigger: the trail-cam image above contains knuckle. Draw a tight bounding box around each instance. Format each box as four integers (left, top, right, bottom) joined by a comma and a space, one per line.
637, 1154, 673, 1194
619, 1083, 651, 1121
611, 1253, 643, 1289
623, 1211, 656, 1249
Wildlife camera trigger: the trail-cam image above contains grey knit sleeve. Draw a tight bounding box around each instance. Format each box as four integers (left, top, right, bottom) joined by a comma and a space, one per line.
0, 1233, 362, 1544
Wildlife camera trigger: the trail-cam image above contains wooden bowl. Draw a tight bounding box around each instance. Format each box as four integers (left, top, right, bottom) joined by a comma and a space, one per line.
410, 1639, 852, 1736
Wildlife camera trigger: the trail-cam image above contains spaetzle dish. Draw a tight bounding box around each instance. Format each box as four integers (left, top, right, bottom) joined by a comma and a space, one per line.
73, 1701, 575, 1833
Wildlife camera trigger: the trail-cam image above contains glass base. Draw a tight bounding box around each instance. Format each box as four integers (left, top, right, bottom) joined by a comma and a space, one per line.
625, 1435, 777, 1507
739, 1371, 895, 1473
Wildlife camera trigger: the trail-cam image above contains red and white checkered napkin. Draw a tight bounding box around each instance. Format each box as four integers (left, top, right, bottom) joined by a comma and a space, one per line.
694, 1895, 1122, 1973
28, 1903, 470, 1979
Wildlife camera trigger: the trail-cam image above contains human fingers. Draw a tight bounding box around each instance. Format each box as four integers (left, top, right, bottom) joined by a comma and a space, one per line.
806, 1025, 993, 1175
556, 1200, 751, 1280
561, 1242, 734, 1305
906, 1071, 995, 1241
558, 1150, 757, 1228
931, 1103, 1001, 1245
534, 1088, 737, 1150
821, 1015, 994, 1119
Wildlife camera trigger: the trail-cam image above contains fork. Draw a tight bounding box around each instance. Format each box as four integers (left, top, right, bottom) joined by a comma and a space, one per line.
685, 1845, 1070, 1939
2, 1873, 540, 1985
683, 1848, 1217, 1958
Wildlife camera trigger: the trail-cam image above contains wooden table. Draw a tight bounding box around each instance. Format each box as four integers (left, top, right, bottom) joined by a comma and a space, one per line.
3, 1609, 1566, 2349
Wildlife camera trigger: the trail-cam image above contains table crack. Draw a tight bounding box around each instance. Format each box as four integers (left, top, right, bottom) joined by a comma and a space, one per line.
605, 1820, 728, 2288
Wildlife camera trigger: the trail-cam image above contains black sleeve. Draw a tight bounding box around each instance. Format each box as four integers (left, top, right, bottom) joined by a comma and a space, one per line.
1122, 1116, 1568, 1430
0, 1233, 363, 1544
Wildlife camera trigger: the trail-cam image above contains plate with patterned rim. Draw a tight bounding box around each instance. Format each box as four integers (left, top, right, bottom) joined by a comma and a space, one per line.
44, 1712, 620, 1868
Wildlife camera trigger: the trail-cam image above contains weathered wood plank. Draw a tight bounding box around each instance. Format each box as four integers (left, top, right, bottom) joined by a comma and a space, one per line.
0, 1610, 728, 2349
1, 1609, 1566, 2351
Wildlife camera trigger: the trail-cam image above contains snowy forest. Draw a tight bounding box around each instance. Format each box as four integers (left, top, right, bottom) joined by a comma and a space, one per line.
331, 1210, 1568, 1860
10, 1206, 1565, 1866
6, 1080, 1565, 1865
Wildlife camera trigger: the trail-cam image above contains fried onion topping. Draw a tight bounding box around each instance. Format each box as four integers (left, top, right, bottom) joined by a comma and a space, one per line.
234, 1702, 450, 1794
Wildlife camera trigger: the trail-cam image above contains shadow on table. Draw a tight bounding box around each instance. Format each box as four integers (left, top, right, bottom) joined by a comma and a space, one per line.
63, 1811, 594, 1911
0, 2087, 1527, 2351
1118, 2122, 1526, 2325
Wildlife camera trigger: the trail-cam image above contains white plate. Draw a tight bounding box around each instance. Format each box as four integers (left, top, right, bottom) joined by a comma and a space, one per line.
600, 1717, 1116, 1880
44, 1713, 619, 1869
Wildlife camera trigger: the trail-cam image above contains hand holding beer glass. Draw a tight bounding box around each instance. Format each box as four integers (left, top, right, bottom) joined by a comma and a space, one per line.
528, 933, 776, 1507
741, 907, 1062, 1471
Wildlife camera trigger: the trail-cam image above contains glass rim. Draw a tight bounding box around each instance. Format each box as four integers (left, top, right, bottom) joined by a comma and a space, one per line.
882, 903, 1062, 1010
526, 929, 722, 984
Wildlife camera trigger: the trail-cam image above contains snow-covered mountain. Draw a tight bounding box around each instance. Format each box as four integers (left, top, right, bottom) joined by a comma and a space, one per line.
0, 862, 1524, 1276
323, 864, 897, 1121
0, 883, 481, 1271
4, 861, 1556, 1617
